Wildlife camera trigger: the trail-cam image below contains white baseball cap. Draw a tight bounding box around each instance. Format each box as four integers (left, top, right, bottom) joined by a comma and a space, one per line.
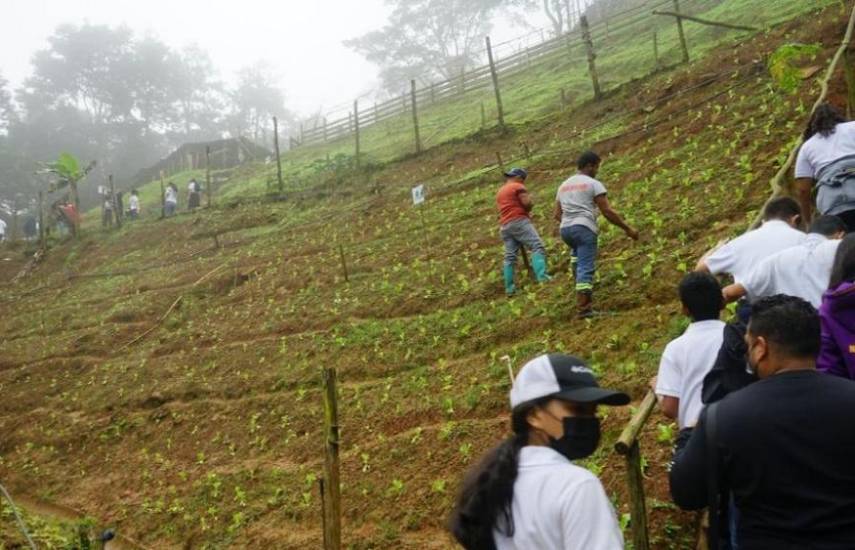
510, 354, 630, 409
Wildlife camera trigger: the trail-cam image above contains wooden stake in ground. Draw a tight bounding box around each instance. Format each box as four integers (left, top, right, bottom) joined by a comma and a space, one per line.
495, 152, 506, 173
322, 367, 342, 550
109, 174, 121, 229
845, 47, 855, 119
206, 146, 212, 208
486, 36, 506, 130
353, 99, 361, 169
159, 170, 166, 219
580, 16, 603, 100
480, 102, 486, 129
410, 79, 422, 154
38, 191, 45, 249
672, 0, 690, 64
653, 32, 661, 70
273, 116, 284, 194
338, 244, 349, 283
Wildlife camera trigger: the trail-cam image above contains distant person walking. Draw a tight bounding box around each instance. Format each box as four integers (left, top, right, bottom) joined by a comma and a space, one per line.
0, 217, 6, 242
188, 178, 201, 210
671, 295, 855, 549
554, 151, 638, 317
128, 189, 140, 220
817, 234, 855, 379
102, 193, 114, 228
795, 102, 855, 231
496, 168, 550, 296
450, 354, 628, 550
164, 183, 178, 217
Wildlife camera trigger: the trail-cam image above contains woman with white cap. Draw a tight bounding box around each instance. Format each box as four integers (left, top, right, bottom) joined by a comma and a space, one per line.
449, 354, 629, 550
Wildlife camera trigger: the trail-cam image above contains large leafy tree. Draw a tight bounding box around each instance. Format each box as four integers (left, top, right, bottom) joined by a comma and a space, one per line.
344, 0, 510, 92
228, 62, 291, 146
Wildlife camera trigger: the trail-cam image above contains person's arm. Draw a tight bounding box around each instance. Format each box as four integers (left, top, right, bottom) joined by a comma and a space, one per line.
594, 194, 638, 239
669, 407, 713, 510
817, 320, 849, 378
795, 178, 815, 225
518, 190, 533, 212
659, 396, 679, 420
654, 350, 681, 421
722, 283, 746, 304
696, 238, 730, 275
554, 200, 563, 223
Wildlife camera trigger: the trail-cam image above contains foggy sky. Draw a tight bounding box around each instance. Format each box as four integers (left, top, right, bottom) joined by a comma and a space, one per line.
1, 0, 549, 117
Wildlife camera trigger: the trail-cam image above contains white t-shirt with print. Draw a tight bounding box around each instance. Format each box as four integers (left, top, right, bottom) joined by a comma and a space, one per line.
494, 446, 623, 550
795, 121, 855, 179
704, 220, 807, 284
556, 174, 608, 234
740, 234, 840, 308
656, 319, 726, 430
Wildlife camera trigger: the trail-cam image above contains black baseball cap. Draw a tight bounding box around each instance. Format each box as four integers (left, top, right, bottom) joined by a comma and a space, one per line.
510, 354, 630, 409
503, 167, 528, 180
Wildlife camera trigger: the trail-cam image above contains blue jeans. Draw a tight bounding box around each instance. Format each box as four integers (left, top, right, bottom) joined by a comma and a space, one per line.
500, 218, 546, 267
561, 225, 597, 292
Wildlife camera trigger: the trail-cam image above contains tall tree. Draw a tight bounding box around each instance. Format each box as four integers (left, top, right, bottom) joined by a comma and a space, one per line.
228, 62, 290, 146
344, 0, 509, 92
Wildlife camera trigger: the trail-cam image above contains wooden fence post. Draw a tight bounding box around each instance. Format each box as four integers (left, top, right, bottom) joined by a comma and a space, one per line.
206, 146, 212, 208
626, 441, 650, 550
495, 151, 505, 173
38, 191, 45, 249
653, 32, 661, 70
109, 175, 121, 229
159, 170, 166, 219
322, 367, 342, 550
486, 36, 506, 129
353, 100, 361, 169
560, 88, 567, 109
673, 0, 690, 64
845, 46, 855, 119
273, 116, 284, 194
339, 244, 349, 283
411, 79, 422, 154
580, 16, 603, 100
480, 102, 486, 129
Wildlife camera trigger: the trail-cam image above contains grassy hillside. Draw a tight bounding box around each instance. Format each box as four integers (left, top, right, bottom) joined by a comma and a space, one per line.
0, 2, 847, 549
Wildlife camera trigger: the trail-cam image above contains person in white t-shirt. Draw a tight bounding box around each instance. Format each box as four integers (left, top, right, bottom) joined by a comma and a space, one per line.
654, 272, 725, 455
696, 196, 806, 285
722, 215, 847, 308
164, 183, 178, 217
0, 217, 6, 242
450, 354, 628, 550
795, 102, 855, 232
128, 189, 140, 220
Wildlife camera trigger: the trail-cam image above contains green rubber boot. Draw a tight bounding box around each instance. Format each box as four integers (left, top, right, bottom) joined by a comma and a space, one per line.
532, 252, 551, 283
503, 265, 517, 296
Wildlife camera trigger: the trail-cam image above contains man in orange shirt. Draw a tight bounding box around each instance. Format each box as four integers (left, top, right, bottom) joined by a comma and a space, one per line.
497, 168, 550, 295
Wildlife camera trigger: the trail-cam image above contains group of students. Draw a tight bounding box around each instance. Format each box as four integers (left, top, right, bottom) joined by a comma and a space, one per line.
449, 103, 855, 549
163, 178, 202, 217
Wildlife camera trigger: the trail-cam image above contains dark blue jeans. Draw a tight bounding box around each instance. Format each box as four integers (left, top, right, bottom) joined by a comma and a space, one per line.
560, 225, 597, 292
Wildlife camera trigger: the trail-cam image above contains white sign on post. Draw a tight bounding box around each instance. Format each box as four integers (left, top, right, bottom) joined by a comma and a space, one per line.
411, 184, 425, 206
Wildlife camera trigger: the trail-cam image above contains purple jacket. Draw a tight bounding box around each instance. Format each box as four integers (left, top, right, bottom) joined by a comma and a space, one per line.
817, 281, 855, 379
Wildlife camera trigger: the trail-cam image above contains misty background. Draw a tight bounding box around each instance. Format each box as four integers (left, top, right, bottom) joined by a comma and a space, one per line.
0, 0, 631, 218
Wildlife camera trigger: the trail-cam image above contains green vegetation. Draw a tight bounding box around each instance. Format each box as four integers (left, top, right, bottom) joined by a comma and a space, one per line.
0, 1, 843, 548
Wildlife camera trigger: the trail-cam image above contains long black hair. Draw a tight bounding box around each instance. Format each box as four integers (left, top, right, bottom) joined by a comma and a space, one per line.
449, 400, 541, 550
830, 233, 855, 289
804, 102, 846, 141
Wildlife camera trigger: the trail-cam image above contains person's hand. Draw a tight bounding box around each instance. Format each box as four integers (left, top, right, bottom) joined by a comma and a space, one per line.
626, 227, 640, 241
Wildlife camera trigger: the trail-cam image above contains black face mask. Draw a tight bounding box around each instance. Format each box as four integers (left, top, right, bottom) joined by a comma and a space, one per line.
547, 415, 601, 460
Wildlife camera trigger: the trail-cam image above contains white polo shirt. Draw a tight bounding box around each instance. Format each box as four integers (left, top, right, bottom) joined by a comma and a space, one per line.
656, 319, 726, 429
740, 234, 840, 308
494, 446, 623, 550
795, 121, 855, 179
704, 220, 806, 284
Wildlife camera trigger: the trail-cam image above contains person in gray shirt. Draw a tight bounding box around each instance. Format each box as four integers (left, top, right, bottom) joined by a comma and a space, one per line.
554, 151, 639, 317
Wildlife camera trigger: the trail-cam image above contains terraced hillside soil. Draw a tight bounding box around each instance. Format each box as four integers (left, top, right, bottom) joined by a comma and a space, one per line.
0, 3, 849, 548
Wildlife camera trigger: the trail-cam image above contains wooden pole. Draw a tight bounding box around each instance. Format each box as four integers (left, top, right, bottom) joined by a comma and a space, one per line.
615, 392, 657, 454
38, 191, 45, 249
159, 170, 166, 219
480, 102, 486, 129
205, 145, 212, 208
338, 244, 349, 283
322, 367, 342, 550
653, 32, 661, 70
672, 0, 690, 64
523, 143, 531, 160
580, 16, 603, 100
319, 477, 328, 549
273, 116, 284, 194
626, 441, 651, 550
410, 79, 422, 154
109, 175, 121, 229
560, 88, 567, 109
653, 10, 758, 32
485, 36, 505, 129
353, 100, 361, 169
845, 47, 855, 119
495, 152, 505, 173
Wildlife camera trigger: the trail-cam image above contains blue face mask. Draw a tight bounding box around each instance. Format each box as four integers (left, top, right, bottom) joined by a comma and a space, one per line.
547, 414, 601, 460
